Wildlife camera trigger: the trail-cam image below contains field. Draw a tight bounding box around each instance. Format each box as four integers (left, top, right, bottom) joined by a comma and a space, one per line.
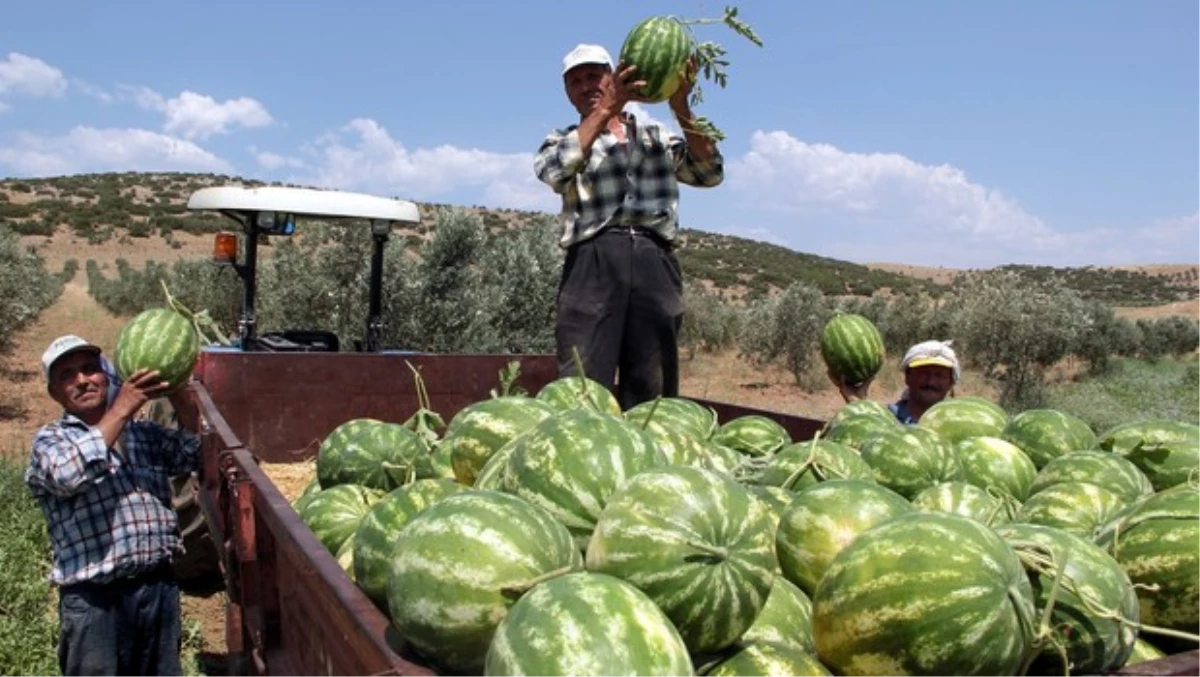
1, 221, 1197, 675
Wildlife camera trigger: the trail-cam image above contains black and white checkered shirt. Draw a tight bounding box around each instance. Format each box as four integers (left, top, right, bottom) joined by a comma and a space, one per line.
26, 414, 201, 586
534, 113, 724, 248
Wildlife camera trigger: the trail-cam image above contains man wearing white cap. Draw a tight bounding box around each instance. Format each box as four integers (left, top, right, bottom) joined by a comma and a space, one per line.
834, 339, 961, 424
25, 335, 200, 675
534, 42, 724, 410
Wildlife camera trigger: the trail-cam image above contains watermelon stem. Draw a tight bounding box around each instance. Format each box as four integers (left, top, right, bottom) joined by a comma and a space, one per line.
639, 397, 664, 431
402, 361, 446, 450
683, 540, 729, 563
500, 565, 577, 598
567, 347, 606, 413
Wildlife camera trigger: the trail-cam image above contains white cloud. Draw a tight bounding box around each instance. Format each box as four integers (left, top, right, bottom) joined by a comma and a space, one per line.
72, 79, 113, 104
0, 126, 233, 176
122, 86, 273, 140
300, 117, 555, 210
0, 53, 68, 106
251, 146, 306, 171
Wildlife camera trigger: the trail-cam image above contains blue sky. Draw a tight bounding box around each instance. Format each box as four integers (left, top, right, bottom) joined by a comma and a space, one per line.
1, 1, 1196, 268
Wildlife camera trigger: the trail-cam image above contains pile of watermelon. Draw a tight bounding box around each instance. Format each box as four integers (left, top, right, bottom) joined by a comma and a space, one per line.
293, 371, 1199, 676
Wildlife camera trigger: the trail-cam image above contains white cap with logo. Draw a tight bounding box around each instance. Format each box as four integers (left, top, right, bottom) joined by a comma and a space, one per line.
562, 43, 613, 75
41, 335, 102, 382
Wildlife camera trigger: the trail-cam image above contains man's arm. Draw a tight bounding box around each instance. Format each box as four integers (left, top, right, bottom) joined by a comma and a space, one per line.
668, 64, 724, 187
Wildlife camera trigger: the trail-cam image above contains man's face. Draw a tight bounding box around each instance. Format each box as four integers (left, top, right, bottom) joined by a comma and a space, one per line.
48, 351, 108, 416
564, 64, 611, 116
904, 365, 954, 408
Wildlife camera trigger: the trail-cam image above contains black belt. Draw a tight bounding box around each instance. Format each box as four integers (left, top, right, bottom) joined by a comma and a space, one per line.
600, 225, 673, 250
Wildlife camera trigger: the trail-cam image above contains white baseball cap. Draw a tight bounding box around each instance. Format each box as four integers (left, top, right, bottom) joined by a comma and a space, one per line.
562, 43, 613, 75
902, 340, 961, 383
41, 335, 102, 382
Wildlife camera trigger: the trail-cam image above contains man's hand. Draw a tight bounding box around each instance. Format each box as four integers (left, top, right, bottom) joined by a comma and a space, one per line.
596, 63, 650, 118
668, 57, 697, 116
97, 369, 171, 449
829, 369, 873, 404
167, 382, 202, 434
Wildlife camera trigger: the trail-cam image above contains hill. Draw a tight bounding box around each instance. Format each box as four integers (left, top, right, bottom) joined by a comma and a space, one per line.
2, 171, 1197, 310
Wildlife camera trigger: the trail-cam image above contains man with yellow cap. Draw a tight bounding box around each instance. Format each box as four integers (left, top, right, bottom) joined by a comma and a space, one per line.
834, 339, 961, 424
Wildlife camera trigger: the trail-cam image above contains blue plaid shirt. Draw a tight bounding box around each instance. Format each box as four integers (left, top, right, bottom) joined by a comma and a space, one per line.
534, 113, 724, 248
26, 414, 201, 586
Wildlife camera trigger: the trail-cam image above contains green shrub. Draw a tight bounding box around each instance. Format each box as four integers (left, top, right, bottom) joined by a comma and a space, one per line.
0, 229, 61, 353
0, 460, 59, 676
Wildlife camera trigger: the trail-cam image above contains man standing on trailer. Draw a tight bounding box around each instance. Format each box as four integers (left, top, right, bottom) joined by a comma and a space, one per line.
534, 43, 725, 410
25, 335, 201, 676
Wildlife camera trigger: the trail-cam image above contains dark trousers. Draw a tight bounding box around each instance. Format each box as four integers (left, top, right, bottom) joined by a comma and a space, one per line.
556, 227, 684, 410
57, 564, 182, 676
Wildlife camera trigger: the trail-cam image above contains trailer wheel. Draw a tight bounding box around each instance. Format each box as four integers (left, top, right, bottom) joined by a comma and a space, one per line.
147, 399, 225, 593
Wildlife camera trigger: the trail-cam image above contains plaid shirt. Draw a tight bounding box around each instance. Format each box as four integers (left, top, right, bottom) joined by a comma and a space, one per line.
534, 113, 724, 248
26, 413, 201, 586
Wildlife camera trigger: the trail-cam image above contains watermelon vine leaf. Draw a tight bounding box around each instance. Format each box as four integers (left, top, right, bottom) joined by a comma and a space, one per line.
670, 5, 764, 143
402, 360, 446, 450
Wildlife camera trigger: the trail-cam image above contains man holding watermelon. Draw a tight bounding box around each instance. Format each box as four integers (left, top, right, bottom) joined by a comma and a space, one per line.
834, 339, 961, 424
25, 335, 201, 676
534, 43, 724, 409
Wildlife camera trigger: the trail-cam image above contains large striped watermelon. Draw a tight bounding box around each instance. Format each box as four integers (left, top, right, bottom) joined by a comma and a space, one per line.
821, 412, 900, 451
586, 465, 778, 655
858, 426, 962, 499
918, 396, 1009, 444
387, 491, 583, 675
536, 375, 621, 416
501, 407, 666, 550
113, 307, 200, 391
954, 435, 1038, 501
910, 481, 1014, 526
316, 419, 432, 491
1016, 481, 1126, 540
351, 478, 466, 607
1029, 450, 1154, 503
775, 479, 913, 595
812, 512, 1036, 676
819, 313, 885, 387
824, 399, 897, 430
711, 414, 790, 458
1096, 419, 1200, 491
625, 396, 717, 441
994, 523, 1139, 675
1096, 483, 1199, 645
754, 439, 874, 493
706, 641, 830, 677
443, 395, 556, 486
297, 483, 383, 555
618, 17, 693, 102
1003, 408, 1097, 469
484, 572, 692, 676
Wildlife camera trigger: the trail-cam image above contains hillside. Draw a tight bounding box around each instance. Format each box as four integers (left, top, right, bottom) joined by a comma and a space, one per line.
2, 171, 1197, 309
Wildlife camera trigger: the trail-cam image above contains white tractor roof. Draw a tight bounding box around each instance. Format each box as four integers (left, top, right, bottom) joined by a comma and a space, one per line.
187, 185, 421, 224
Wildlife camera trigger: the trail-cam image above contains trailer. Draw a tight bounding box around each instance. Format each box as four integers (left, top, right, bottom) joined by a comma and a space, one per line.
181, 186, 1196, 676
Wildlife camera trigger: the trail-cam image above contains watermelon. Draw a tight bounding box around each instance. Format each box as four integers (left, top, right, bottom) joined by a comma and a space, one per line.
316, 419, 432, 491
292, 475, 322, 515
812, 512, 1036, 676
918, 396, 1009, 444
387, 490, 583, 675
705, 641, 830, 677
994, 523, 1139, 675
428, 441, 456, 479
821, 412, 899, 451
536, 375, 621, 416
857, 426, 962, 499
1029, 450, 1154, 503
474, 439, 517, 491
1002, 408, 1097, 469
1096, 483, 1200, 643
443, 395, 556, 486
627, 411, 716, 468
113, 307, 200, 391
298, 483, 383, 555
586, 465, 778, 655
775, 479, 913, 595
910, 481, 1014, 526
625, 396, 717, 441
352, 478, 466, 607
754, 439, 874, 493
954, 436, 1038, 501
501, 407, 666, 550
484, 571, 692, 677
819, 313, 885, 387
618, 16, 693, 102
711, 415, 790, 457
824, 399, 896, 430
1016, 481, 1126, 540
740, 575, 815, 654
1096, 419, 1200, 492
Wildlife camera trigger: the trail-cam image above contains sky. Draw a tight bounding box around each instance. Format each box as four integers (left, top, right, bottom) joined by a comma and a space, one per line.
1, 0, 1196, 269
